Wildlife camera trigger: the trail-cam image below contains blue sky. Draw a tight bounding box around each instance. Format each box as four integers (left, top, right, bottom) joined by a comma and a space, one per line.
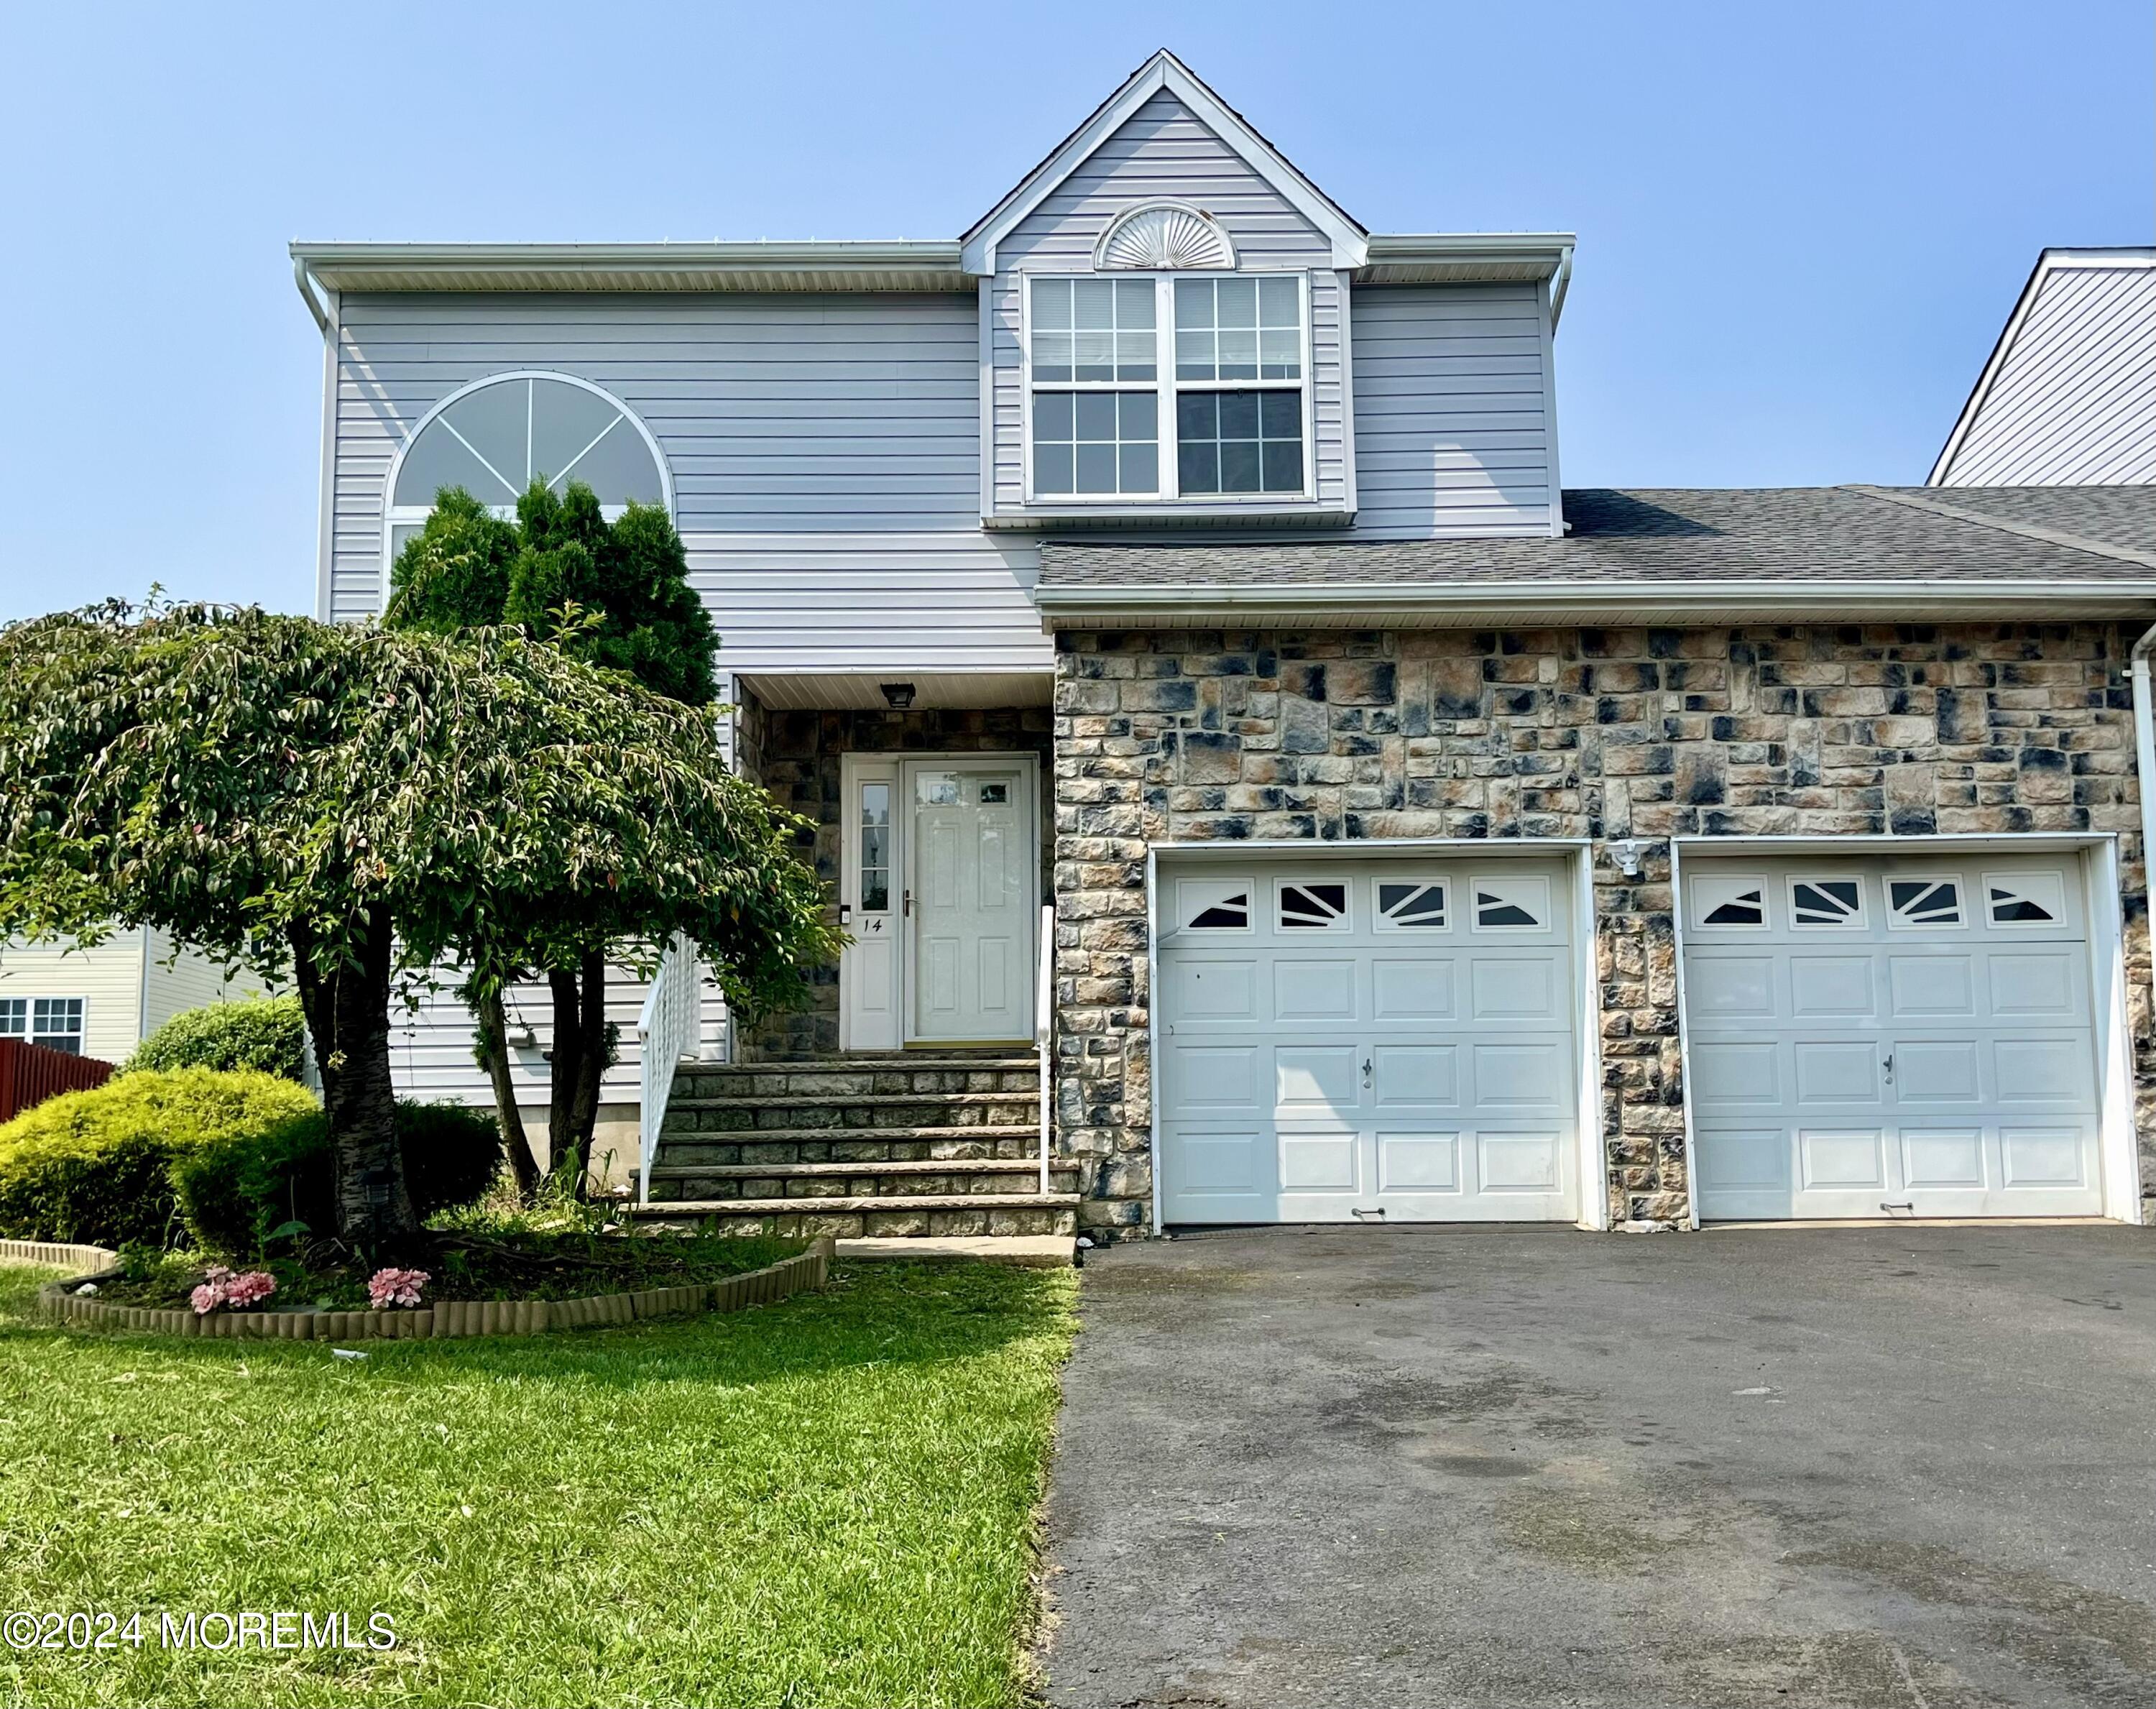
0, 0, 2148, 619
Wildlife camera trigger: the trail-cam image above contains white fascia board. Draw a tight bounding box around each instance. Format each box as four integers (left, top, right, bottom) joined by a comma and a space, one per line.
962, 52, 1368, 274
289, 239, 966, 292
1033, 578, 2156, 621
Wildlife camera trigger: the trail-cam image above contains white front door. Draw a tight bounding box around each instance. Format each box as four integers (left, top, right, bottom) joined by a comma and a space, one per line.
903, 761, 1035, 1044
1158, 857, 1582, 1224
1683, 853, 2104, 1220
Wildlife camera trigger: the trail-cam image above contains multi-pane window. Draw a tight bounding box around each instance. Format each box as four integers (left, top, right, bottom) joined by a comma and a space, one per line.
1033, 394, 1158, 497
1030, 279, 1159, 497
0, 997, 85, 1056
1177, 392, 1302, 495
1027, 272, 1307, 502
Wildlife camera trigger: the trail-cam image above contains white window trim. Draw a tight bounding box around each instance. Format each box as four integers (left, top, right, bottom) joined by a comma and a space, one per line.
1, 995, 87, 1054
1020, 271, 1316, 508
379, 370, 675, 604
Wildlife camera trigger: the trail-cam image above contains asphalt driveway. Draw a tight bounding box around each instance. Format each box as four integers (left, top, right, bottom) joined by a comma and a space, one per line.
1037, 1225, 2156, 1708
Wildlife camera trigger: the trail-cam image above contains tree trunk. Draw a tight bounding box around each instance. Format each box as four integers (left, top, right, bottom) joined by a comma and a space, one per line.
290, 912, 418, 1249
569, 947, 609, 1197
471, 985, 540, 1199
546, 967, 584, 1194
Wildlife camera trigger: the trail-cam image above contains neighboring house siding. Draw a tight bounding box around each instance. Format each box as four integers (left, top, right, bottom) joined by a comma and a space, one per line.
1937, 260, 2156, 486
1348, 283, 1558, 537
986, 89, 1350, 516
0, 935, 147, 1067
139, 928, 266, 1038
328, 291, 1049, 672
387, 970, 650, 1109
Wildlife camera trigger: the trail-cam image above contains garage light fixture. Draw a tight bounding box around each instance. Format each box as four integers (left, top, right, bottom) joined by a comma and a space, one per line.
880, 682, 916, 709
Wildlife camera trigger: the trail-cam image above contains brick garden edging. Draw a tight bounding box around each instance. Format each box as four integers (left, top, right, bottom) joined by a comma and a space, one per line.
1, 1238, 121, 1272
32, 1235, 834, 1340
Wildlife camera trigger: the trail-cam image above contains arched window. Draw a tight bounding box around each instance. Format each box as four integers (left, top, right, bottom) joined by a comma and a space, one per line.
383, 372, 671, 571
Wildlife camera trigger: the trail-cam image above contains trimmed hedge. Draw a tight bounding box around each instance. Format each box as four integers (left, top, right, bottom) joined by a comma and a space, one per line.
124, 995, 308, 1082
172, 1098, 505, 1257
0, 1070, 320, 1248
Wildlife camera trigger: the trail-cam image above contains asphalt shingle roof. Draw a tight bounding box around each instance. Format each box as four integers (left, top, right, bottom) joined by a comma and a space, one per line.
1034, 487, 2156, 589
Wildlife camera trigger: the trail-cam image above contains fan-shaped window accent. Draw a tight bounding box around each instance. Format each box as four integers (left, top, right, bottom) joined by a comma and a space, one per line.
1095, 201, 1237, 272
383, 372, 671, 576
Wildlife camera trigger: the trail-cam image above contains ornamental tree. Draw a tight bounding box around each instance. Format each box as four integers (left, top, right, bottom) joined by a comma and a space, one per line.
387, 479, 722, 1191
0, 601, 836, 1249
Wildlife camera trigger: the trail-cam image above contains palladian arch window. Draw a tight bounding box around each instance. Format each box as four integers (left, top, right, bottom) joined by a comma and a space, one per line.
384, 372, 669, 566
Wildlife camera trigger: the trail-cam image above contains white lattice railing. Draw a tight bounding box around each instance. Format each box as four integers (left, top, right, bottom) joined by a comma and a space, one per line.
635, 934, 699, 1207
1036, 904, 1054, 1194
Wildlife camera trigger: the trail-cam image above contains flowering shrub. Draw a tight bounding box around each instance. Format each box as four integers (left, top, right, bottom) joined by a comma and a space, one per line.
368, 1267, 430, 1310
189, 1266, 277, 1315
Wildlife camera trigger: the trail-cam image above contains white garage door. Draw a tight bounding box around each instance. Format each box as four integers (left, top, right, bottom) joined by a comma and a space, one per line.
1683, 853, 2104, 1220
1158, 857, 1580, 1224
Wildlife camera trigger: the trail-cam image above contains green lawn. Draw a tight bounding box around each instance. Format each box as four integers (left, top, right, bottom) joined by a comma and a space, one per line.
0, 1257, 1078, 1708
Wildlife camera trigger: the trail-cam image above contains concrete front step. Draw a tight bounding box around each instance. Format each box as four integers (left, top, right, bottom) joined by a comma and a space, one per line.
649, 1161, 1079, 1204
666, 1095, 1040, 1136
650, 1158, 1068, 1181
672, 1063, 1038, 1100
629, 1194, 1077, 1240
656, 1125, 1041, 1168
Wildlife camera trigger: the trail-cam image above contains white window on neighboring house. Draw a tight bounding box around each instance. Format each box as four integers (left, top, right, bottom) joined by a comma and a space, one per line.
1026, 270, 1309, 505
383, 372, 672, 579
0, 997, 86, 1056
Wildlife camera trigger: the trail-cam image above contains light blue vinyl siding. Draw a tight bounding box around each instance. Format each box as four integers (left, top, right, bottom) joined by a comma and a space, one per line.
986, 90, 1349, 517
1347, 282, 1558, 537
328, 292, 1049, 671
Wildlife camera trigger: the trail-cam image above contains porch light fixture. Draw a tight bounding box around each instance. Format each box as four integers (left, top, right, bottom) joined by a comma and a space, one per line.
880, 682, 916, 709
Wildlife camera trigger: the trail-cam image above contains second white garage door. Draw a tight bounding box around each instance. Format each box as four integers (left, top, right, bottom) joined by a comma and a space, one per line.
1682, 852, 2106, 1220
1158, 857, 1582, 1225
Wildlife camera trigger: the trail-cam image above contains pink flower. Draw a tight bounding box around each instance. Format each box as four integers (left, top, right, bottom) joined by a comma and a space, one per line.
367, 1267, 430, 1310
189, 1265, 277, 1314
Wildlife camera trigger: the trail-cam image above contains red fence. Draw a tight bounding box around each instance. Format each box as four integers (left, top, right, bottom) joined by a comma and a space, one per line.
0, 1038, 115, 1124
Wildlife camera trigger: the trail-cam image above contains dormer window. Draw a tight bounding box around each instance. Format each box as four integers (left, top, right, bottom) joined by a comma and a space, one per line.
1026, 270, 1310, 506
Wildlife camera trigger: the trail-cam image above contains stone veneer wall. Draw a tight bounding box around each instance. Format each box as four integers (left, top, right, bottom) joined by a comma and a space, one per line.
739, 693, 1055, 1059
1051, 624, 2153, 1233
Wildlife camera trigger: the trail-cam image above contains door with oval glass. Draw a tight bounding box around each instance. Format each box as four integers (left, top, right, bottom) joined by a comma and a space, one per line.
901, 760, 1036, 1044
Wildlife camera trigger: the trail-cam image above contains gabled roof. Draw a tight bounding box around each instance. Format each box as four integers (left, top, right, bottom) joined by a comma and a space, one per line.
1929, 247, 2156, 487
1029, 485, 2156, 627
960, 50, 1369, 274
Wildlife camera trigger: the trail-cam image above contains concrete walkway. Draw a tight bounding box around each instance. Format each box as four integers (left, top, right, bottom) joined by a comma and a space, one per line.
1038, 1224, 2156, 1708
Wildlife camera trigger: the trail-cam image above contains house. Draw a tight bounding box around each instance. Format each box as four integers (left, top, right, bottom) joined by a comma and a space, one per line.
292, 51, 2156, 1238
0, 931, 263, 1068
1930, 247, 2156, 486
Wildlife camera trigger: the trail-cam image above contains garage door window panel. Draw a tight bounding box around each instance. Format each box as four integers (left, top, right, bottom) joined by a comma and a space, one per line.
1277, 882, 1348, 931
1984, 871, 2066, 926
1376, 881, 1449, 931
1177, 877, 1253, 933
1887, 877, 1966, 931
1790, 877, 1867, 929
1694, 874, 1770, 930
1472, 876, 1551, 931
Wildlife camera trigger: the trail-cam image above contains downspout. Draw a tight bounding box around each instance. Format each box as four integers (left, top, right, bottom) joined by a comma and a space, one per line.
2132, 623, 2156, 1039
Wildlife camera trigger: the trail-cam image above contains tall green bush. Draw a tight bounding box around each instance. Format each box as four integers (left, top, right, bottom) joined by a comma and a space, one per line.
0, 1070, 321, 1248
124, 995, 308, 1082
170, 1100, 505, 1258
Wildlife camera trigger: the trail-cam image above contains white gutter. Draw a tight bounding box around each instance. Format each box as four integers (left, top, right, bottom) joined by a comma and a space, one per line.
1033, 576, 2156, 620
2132, 625, 2156, 1043
288, 239, 968, 291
